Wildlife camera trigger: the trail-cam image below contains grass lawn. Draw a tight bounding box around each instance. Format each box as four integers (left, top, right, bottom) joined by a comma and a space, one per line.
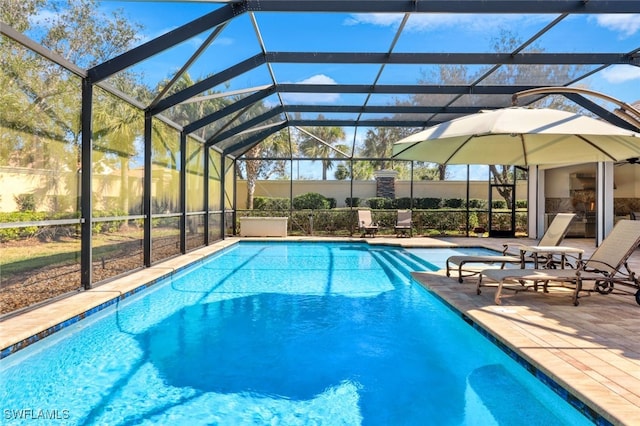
1, 229, 146, 278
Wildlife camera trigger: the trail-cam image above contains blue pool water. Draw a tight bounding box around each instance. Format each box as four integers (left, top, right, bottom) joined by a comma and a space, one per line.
0, 242, 593, 425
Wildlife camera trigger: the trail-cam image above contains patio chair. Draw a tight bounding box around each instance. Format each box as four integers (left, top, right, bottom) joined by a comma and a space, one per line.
358, 209, 379, 237
394, 210, 413, 237
477, 220, 640, 306
631, 212, 640, 220
446, 213, 576, 283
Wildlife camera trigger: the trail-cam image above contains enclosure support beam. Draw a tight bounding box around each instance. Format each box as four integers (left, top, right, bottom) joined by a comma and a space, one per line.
80, 79, 93, 290
180, 132, 187, 254
232, 159, 238, 237
204, 146, 210, 246
220, 156, 227, 237
528, 166, 543, 239
87, 4, 243, 83
465, 165, 470, 237
143, 113, 153, 267
596, 162, 615, 246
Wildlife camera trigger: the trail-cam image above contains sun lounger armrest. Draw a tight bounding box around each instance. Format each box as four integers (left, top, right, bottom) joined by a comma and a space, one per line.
580, 258, 633, 276
501, 243, 523, 256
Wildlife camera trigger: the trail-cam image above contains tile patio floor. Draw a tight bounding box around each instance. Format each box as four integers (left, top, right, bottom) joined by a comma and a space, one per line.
1, 236, 638, 425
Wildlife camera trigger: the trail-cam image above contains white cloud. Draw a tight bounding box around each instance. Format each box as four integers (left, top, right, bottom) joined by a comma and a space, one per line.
345, 13, 547, 33
593, 14, 640, 37
344, 14, 404, 28
600, 65, 640, 84
281, 74, 340, 104
213, 37, 234, 47
298, 74, 337, 85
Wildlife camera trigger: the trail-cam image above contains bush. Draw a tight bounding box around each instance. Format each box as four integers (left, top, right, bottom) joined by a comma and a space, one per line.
516, 199, 528, 209
492, 200, 507, 209
443, 198, 464, 209
254, 196, 289, 210
415, 197, 442, 209
293, 192, 330, 210
468, 199, 487, 209
14, 193, 36, 212
345, 197, 360, 207
326, 197, 337, 209
93, 209, 127, 233
468, 212, 480, 229
366, 197, 394, 209
0, 211, 46, 241
395, 197, 412, 209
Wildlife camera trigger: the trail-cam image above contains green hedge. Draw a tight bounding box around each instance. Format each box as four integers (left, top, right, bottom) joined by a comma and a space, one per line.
293, 192, 331, 210
345, 197, 360, 207
254, 196, 289, 210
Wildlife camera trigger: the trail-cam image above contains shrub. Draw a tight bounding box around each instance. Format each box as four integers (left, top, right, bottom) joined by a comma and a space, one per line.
492, 200, 507, 209
345, 197, 360, 207
516, 199, 528, 209
93, 209, 127, 233
443, 198, 464, 209
468, 212, 479, 229
326, 197, 337, 209
0, 211, 46, 241
254, 196, 289, 210
293, 192, 330, 210
468, 199, 487, 209
14, 193, 36, 212
366, 197, 394, 209
415, 197, 442, 209
395, 197, 412, 209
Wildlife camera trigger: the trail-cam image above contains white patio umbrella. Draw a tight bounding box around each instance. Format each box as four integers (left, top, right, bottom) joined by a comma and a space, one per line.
392, 107, 640, 166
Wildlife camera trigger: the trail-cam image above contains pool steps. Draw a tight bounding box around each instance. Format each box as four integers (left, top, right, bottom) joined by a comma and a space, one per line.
371, 248, 438, 285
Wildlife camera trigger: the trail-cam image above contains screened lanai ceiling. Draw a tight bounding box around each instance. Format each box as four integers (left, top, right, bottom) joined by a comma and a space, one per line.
8, 0, 640, 161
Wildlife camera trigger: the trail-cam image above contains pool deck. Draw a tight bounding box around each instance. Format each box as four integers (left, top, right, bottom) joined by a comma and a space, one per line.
1, 236, 639, 425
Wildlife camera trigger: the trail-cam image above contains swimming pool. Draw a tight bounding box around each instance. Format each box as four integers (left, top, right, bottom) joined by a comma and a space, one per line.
0, 242, 593, 425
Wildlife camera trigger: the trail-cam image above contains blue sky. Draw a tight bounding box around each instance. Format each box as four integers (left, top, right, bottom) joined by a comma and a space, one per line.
29, 2, 639, 105
27, 2, 640, 179
89, 2, 640, 104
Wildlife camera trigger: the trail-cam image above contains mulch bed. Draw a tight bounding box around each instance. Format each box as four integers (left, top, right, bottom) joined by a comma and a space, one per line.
0, 235, 203, 316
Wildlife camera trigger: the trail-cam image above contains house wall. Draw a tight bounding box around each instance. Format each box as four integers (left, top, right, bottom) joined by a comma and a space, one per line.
544, 163, 640, 215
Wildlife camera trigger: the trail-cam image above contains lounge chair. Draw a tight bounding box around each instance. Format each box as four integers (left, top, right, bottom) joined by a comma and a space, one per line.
358, 209, 379, 237
631, 212, 640, 220
394, 210, 412, 237
446, 213, 576, 282
477, 220, 640, 306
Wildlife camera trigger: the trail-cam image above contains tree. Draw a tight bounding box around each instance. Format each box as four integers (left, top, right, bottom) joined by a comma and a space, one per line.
1, 0, 143, 213
242, 129, 292, 209
92, 85, 143, 216
416, 164, 449, 181
298, 115, 346, 180
334, 164, 350, 180
357, 126, 416, 177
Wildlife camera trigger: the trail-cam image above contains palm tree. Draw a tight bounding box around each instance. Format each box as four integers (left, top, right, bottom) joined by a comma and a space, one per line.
298, 115, 346, 180
92, 85, 143, 216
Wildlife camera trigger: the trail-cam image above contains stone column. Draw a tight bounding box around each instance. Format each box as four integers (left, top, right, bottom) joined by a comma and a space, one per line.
374, 169, 398, 199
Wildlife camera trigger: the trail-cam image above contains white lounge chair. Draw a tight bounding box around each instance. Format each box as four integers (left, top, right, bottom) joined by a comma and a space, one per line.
446, 213, 576, 282
477, 220, 640, 306
358, 209, 379, 237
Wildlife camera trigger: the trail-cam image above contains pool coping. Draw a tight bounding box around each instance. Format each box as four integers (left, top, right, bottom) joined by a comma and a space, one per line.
1, 236, 637, 425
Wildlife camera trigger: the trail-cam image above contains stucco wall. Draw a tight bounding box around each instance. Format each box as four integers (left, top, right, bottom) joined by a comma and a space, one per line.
235, 179, 528, 209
